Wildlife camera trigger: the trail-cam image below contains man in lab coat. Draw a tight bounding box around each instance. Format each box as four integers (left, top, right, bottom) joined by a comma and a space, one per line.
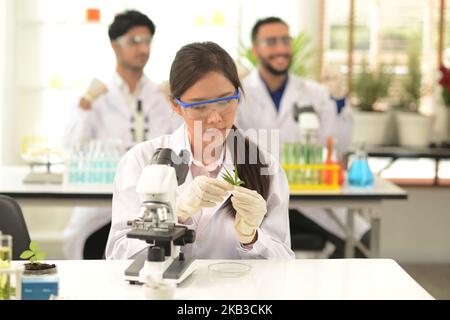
62, 10, 181, 259
237, 17, 370, 258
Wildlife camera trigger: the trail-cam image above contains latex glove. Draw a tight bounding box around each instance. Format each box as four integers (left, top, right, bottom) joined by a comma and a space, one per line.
79, 78, 108, 110
231, 186, 267, 244
177, 176, 233, 223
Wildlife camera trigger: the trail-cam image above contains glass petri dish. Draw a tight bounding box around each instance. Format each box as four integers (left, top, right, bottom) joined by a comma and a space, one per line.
208, 262, 252, 278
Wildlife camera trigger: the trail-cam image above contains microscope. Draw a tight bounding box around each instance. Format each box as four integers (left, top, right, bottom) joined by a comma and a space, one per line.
124, 148, 196, 287
292, 103, 320, 135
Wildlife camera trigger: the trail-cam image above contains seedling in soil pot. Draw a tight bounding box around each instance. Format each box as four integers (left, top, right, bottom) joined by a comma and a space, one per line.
20, 241, 56, 273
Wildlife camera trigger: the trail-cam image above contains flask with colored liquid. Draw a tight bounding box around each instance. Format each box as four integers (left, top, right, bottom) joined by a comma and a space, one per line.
347, 144, 373, 187
323, 137, 344, 186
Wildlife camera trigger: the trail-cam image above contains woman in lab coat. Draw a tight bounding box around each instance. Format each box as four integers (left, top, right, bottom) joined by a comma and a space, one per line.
105, 42, 295, 260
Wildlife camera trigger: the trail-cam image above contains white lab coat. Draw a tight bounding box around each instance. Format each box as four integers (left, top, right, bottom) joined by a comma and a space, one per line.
105, 124, 295, 260
237, 70, 369, 241
64, 75, 181, 149
237, 70, 338, 149
62, 74, 182, 260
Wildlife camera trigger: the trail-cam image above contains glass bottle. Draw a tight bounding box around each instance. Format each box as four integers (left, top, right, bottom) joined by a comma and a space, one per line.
0, 233, 12, 300
347, 144, 373, 187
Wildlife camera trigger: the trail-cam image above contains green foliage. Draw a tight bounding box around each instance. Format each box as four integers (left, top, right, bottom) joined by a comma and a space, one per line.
290, 32, 316, 77
237, 38, 257, 71
238, 31, 316, 78
20, 241, 46, 263
222, 165, 244, 186
393, 43, 422, 112
439, 65, 450, 108
443, 87, 450, 107
353, 59, 393, 112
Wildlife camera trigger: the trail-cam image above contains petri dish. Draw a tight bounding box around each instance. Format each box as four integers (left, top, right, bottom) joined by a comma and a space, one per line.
208, 262, 252, 278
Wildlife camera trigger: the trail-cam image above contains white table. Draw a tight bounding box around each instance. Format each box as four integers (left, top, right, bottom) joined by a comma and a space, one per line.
289, 177, 408, 258
1, 166, 407, 258
0, 166, 112, 208
12, 259, 433, 300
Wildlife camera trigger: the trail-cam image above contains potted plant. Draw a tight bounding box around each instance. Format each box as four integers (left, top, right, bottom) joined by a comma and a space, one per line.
20, 241, 56, 275
438, 65, 450, 140
394, 46, 434, 147
440, 65, 450, 106
351, 59, 393, 146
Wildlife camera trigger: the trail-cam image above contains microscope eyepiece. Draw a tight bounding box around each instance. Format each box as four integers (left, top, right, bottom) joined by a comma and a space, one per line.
150, 148, 190, 185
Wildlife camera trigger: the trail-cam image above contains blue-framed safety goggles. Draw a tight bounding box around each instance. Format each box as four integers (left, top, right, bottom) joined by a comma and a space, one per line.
174, 90, 241, 108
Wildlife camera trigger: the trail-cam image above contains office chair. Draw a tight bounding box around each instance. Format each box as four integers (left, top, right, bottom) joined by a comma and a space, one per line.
83, 221, 111, 259
0, 195, 31, 260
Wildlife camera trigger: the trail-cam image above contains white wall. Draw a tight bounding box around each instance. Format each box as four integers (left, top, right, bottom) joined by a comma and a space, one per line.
380, 187, 450, 263
0, 0, 16, 165
1, 0, 323, 166
0, 0, 4, 165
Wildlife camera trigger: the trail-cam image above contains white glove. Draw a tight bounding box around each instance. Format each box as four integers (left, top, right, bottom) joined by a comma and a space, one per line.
177, 176, 233, 223
79, 78, 108, 110
231, 186, 267, 244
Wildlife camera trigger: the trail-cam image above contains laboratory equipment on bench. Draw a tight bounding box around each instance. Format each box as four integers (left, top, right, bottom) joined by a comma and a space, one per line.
21, 148, 64, 184
208, 262, 251, 278
64, 139, 122, 185
124, 148, 196, 290
347, 143, 373, 187
324, 137, 344, 186
282, 105, 342, 190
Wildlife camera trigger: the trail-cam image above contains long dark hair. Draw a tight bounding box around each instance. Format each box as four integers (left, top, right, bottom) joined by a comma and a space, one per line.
169, 42, 270, 212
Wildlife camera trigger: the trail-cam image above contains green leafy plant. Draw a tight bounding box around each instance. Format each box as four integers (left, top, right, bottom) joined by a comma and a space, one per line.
20, 241, 46, 263
353, 59, 393, 112
393, 42, 422, 113
222, 165, 244, 186
237, 31, 316, 78
439, 65, 450, 108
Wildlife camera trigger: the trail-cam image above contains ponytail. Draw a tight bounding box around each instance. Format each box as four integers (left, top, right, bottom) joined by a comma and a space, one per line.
224, 126, 270, 216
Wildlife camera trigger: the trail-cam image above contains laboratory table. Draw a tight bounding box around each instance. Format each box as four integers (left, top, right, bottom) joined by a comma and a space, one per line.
289, 176, 407, 258
1, 166, 408, 259
11, 259, 433, 300
347, 146, 450, 185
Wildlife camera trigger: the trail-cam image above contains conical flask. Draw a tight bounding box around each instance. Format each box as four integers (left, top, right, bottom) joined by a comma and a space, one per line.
347, 144, 373, 187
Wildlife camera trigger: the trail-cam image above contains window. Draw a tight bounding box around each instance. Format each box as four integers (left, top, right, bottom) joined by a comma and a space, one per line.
323, 0, 445, 112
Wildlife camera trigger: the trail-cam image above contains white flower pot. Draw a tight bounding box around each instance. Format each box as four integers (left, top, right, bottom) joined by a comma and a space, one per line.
351, 110, 391, 146
396, 111, 434, 147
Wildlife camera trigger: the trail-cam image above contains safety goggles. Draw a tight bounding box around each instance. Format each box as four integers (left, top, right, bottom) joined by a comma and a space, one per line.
174, 90, 241, 120
257, 36, 292, 48
116, 34, 152, 47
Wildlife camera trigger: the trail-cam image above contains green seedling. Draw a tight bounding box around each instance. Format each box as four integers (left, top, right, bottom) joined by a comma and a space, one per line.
222, 165, 245, 187
20, 241, 46, 264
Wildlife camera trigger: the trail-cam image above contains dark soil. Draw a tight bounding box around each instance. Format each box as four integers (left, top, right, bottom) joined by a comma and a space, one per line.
24, 263, 56, 271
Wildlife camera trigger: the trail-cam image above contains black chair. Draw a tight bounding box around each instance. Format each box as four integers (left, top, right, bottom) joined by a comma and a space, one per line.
291, 233, 327, 251
289, 209, 328, 257
83, 221, 111, 259
0, 195, 31, 260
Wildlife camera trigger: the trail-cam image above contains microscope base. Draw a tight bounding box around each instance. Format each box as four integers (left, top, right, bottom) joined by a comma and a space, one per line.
124, 255, 195, 285
163, 257, 195, 283
124, 254, 146, 284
